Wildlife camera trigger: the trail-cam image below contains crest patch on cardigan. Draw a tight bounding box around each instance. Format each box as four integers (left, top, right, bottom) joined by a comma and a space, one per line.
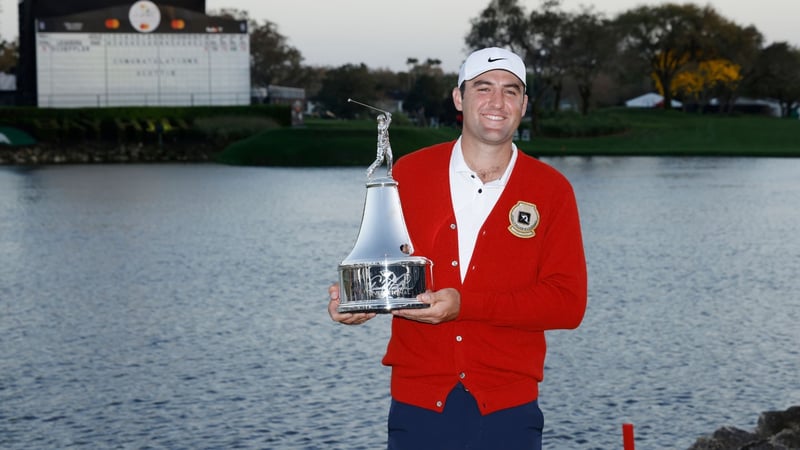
508, 201, 539, 238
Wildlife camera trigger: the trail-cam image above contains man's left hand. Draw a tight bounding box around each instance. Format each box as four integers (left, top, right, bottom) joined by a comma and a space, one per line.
392, 288, 460, 324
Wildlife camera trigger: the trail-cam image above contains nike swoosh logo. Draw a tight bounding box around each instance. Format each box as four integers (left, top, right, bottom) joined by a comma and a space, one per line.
487, 57, 507, 63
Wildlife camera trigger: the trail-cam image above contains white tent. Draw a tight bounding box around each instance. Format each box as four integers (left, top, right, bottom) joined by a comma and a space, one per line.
710, 97, 781, 117
625, 92, 682, 108
0, 73, 16, 91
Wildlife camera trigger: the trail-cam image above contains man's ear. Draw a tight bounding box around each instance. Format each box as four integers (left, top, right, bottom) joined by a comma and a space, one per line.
452, 87, 464, 111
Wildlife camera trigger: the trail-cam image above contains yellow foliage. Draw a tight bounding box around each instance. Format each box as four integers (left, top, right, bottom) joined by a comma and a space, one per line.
673, 71, 704, 96
653, 50, 691, 72
652, 55, 742, 100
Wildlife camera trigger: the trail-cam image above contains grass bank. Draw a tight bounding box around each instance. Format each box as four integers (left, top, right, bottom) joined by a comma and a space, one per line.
215, 118, 459, 166
215, 108, 800, 166
531, 108, 800, 157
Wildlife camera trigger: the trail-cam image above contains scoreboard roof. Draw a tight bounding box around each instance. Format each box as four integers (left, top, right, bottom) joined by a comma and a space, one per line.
37, 3, 246, 34
28, 0, 205, 18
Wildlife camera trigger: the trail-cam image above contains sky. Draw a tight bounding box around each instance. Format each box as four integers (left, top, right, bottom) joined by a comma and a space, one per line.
2, 0, 799, 73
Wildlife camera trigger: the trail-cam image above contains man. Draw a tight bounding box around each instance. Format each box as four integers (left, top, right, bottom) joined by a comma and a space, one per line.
329, 47, 587, 450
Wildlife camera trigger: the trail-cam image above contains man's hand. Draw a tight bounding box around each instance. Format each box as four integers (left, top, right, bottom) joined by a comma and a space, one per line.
328, 283, 377, 325
392, 288, 460, 324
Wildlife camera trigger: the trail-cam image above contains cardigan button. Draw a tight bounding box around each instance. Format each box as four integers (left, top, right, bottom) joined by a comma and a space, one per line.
456, 335, 463, 342
451, 260, 458, 267
436, 401, 443, 408
459, 372, 466, 379
450, 223, 456, 230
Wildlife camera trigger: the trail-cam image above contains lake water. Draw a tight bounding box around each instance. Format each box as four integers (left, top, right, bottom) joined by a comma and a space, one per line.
1, 158, 798, 450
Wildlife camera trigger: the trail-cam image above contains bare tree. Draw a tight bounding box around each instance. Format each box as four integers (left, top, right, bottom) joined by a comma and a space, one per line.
466, 0, 569, 131
748, 42, 800, 117
561, 7, 613, 115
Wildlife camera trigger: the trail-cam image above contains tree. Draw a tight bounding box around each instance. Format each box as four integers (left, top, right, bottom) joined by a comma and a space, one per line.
248, 20, 306, 88
561, 7, 614, 115
371, 68, 406, 101
526, 0, 570, 113
313, 63, 378, 119
208, 9, 310, 89
0, 39, 18, 73
671, 58, 742, 111
748, 42, 800, 117
465, 0, 528, 52
615, 3, 715, 110
208, 7, 251, 22
709, 22, 763, 113
404, 73, 448, 125
466, 0, 568, 131
402, 58, 447, 123
691, 9, 763, 113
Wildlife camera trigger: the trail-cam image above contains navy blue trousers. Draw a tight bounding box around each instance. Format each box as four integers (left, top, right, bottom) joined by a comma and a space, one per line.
387, 384, 543, 450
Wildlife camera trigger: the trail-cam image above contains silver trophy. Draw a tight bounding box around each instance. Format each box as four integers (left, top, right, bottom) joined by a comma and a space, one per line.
337, 100, 433, 313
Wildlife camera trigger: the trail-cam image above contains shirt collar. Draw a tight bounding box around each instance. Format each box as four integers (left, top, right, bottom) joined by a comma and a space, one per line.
450, 136, 518, 186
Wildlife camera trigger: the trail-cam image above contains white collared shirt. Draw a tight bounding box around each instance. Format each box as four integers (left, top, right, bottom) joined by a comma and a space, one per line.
449, 137, 518, 281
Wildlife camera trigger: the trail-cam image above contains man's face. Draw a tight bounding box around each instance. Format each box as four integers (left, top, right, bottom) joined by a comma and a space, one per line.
453, 70, 528, 146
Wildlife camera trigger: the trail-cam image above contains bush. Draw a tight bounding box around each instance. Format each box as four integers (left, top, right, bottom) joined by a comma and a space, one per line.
0, 104, 292, 143
193, 116, 281, 145
538, 111, 629, 138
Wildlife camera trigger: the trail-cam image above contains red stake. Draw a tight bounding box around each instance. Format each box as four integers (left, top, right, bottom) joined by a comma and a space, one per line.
623, 423, 635, 450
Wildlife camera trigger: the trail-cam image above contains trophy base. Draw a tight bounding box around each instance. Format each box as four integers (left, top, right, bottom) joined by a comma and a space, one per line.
337, 298, 430, 314
338, 258, 433, 314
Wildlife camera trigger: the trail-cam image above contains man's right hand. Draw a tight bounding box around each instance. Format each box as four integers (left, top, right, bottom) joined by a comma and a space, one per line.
328, 283, 377, 325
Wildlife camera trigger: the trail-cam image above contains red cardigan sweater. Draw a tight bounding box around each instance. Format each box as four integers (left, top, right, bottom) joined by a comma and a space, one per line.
383, 141, 587, 415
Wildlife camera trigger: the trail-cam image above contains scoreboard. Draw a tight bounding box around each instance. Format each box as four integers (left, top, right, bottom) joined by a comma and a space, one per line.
34, 0, 249, 108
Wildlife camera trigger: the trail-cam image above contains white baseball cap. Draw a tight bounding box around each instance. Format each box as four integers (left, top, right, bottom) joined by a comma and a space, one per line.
457, 47, 527, 88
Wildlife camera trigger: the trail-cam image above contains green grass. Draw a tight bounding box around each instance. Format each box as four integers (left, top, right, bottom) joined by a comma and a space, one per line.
215, 108, 800, 166
530, 108, 800, 157
192, 115, 282, 144
215, 119, 460, 166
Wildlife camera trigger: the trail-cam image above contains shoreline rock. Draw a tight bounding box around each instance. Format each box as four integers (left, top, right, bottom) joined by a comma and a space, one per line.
688, 406, 800, 450
0, 141, 222, 165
